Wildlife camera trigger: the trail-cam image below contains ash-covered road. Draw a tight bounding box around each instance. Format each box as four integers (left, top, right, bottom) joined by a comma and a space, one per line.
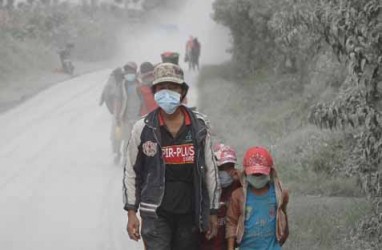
0, 1, 229, 249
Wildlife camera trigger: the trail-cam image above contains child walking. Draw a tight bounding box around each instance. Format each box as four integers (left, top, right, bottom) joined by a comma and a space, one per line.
226, 146, 289, 250
200, 143, 241, 250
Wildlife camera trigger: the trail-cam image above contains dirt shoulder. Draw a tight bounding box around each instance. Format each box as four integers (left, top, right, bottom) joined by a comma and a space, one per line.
0, 60, 111, 114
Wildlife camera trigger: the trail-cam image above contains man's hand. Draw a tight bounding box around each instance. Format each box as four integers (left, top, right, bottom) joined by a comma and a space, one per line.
127, 210, 141, 241
205, 214, 218, 240
227, 237, 236, 250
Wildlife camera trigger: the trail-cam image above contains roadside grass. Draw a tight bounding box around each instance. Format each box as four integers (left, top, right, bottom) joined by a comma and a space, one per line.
0, 5, 126, 85
274, 127, 362, 197
198, 65, 360, 197
0, 34, 57, 83
282, 169, 362, 197
197, 64, 370, 248
0, 6, 125, 111
284, 196, 371, 250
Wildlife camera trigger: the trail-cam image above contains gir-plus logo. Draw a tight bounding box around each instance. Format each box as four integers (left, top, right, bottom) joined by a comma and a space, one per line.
162, 144, 195, 164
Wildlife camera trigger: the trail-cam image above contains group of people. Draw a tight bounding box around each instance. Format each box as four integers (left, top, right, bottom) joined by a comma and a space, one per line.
100, 49, 192, 164
99, 61, 158, 164
121, 62, 289, 250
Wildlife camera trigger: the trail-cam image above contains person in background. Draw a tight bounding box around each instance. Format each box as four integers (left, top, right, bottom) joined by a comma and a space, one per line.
123, 62, 221, 250
123, 61, 138, 95
226, 146, 289, 250
201, 143, 241, 250
123, 61, 141, 120
185, 35, 194, 57
161, 51, 180, 65
136, 61, 157, 116
99, 67, 128, 164
58, 42, 75, 74
185, 36, 194, 69
193, 37, 201, 70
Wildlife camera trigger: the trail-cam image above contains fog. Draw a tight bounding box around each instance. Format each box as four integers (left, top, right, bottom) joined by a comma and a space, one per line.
0, 0, 230, 249
117, 0, 230, 66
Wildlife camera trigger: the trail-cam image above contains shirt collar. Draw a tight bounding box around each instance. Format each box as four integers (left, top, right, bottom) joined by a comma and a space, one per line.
158, 106, 191, 126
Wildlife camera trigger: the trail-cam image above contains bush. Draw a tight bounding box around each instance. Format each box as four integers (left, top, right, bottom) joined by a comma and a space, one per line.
212, 0, 382, 245
0, 2, 130, 81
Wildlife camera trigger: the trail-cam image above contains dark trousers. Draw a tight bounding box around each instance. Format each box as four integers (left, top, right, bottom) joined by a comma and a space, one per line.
141, 210, 200, 250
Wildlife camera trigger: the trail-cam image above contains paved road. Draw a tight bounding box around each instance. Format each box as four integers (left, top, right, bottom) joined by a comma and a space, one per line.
0, 70, 146, 250
0, 1, 229, 248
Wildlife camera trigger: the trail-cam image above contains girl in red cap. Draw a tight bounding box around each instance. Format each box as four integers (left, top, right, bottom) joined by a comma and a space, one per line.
226, 146, 289, 250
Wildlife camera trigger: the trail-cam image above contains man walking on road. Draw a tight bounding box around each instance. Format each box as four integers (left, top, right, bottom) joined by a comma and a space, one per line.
123, 62, 221, 250
99, 67, 129, 164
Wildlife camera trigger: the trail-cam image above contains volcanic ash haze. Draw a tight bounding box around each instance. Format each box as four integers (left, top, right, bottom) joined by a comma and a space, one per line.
117, 0, 230, 66
0, 0, 231, 250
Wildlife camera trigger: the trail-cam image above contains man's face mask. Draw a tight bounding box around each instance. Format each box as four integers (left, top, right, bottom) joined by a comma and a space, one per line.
246, 174, 270, 189
125, 73, 136, 82
154, 89, 181, 115
218, 170, 234, 188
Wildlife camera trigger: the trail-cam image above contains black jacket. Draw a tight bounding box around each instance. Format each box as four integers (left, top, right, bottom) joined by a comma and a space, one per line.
123, 106, 221, 231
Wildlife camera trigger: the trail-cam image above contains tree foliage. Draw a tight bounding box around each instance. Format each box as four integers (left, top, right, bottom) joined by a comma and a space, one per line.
213, 0, 382, 246
213, 0, 282, 75
306, 2, 382, 245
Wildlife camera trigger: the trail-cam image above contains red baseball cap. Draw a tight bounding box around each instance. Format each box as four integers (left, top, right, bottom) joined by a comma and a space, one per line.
243, 146, 273, 175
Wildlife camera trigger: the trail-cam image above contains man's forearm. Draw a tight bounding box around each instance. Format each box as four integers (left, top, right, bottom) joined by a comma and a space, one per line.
128, 209, 137, 217
227, 237, 236, 250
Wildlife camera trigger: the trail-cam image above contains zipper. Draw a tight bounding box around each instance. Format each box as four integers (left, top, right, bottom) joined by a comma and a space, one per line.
195, 126, 208, 231
188, 122, 204, 231
148, 123, 166, 209
198, 154, 203, 231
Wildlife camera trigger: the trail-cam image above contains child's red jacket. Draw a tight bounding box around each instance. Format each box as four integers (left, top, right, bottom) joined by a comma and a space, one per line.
226, 171, 289, 246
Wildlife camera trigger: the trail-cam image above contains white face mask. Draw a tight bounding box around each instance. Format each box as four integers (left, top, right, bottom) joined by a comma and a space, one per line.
246, 175, 270, 189
154, 89, 181, 114
125, 73, 136, 82
219, 170, 234, 188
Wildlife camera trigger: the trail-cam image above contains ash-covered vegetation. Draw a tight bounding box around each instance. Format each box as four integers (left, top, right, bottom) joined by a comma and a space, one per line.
200, 0, 381, 248
0, 0, 185, 112
0, 0, 183, 82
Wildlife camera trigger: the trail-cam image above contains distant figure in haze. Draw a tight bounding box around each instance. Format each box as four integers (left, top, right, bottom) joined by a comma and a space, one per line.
136, 62, 158, 116
99, 67, 128, 164
193, 38, 201, 70
58, 42, 75, 75
184, 35, 194, 69
123, 61, 141, 120
99, 62, 139, 165
161, 51, 180, 65
123, 61, 138, 96
185, 36, 200, 71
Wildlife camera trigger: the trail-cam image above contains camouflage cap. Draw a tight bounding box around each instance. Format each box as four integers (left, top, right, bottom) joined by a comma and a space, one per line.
152, 63, 185, 85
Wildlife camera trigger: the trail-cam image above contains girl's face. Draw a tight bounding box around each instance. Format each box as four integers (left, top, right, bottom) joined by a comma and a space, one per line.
246, 174, 270, 189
